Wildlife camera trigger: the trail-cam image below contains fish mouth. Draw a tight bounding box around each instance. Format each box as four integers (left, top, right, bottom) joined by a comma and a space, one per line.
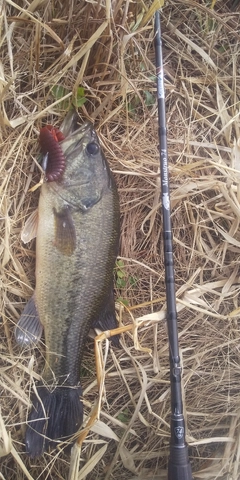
60, 120, 98, 158
60, 111, 95, 140
69, 121, 93, 136
73, 122, 96, 142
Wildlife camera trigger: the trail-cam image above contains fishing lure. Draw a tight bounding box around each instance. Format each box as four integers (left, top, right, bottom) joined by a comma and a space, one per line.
39, 125, 65, 182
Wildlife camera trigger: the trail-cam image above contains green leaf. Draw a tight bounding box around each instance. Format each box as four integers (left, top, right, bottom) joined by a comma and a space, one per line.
76, 86, 85, 97
51, 85, 87, 110
51, 85, 71, 109
128, 95, 140, 114
116, 278, 126, 288
117, 259, 125, 268
52, 85, 69, 100
144, 90, 155, 107
72, 86, 87, 107
116, 298, 129, 306
129, 276, 137, 286
72, 96, 87, 108
117, 409, 130, 423
117, 270, 125, 279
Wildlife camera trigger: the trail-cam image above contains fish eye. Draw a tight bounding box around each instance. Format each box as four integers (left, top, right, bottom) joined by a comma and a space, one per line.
86, 142, 99, 156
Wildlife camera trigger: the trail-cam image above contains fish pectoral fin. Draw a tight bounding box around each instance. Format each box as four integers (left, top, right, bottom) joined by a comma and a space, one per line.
15, 293, 43, 346
93, 288, 120, 347
21, 209, 39, 244
53, 206, 76, 255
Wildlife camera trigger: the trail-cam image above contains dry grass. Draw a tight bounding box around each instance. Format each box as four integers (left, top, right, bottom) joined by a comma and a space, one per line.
1, 0, 240, 478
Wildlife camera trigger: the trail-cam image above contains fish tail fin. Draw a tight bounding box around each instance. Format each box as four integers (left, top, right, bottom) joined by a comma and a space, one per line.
25, 384, 83, 457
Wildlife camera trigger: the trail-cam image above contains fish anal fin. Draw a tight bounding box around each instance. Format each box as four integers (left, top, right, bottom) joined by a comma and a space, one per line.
93, 288, 120, 347
15, 294, 43, 346
53, 207, 76, 255
21, 209, 39, 244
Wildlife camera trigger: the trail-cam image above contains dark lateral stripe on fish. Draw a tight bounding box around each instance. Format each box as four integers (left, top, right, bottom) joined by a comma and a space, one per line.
39, 126, 65, 182
26, 384, 83, 457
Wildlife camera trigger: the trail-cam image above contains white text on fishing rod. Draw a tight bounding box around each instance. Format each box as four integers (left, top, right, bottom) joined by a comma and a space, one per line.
161, 149, 168, 186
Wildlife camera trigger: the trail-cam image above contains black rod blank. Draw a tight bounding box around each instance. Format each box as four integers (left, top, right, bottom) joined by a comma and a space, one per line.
154, 10, 193, 480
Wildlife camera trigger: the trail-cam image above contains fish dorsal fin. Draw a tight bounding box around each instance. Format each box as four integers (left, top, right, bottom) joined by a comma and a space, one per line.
15, 293, 43, 346
21, 209, 39, 244
53, 206, 76, 255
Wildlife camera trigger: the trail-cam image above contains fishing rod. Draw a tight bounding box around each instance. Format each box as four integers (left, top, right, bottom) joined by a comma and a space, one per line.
154, 11, 193, 480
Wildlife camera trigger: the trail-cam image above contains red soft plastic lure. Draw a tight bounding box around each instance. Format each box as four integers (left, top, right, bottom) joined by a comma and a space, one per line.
39, 125, 65, 182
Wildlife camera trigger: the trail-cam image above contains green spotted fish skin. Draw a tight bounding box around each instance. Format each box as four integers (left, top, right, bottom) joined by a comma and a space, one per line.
15, 121, 120, 457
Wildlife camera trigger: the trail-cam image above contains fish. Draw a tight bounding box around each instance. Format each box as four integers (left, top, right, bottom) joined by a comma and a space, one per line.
15, 117, 120, 457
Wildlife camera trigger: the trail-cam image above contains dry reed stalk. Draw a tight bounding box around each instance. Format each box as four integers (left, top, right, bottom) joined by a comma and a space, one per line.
1, 0, 240, 479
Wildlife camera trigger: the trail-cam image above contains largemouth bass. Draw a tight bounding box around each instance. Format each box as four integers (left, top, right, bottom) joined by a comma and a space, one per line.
15, 118, 120, 457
